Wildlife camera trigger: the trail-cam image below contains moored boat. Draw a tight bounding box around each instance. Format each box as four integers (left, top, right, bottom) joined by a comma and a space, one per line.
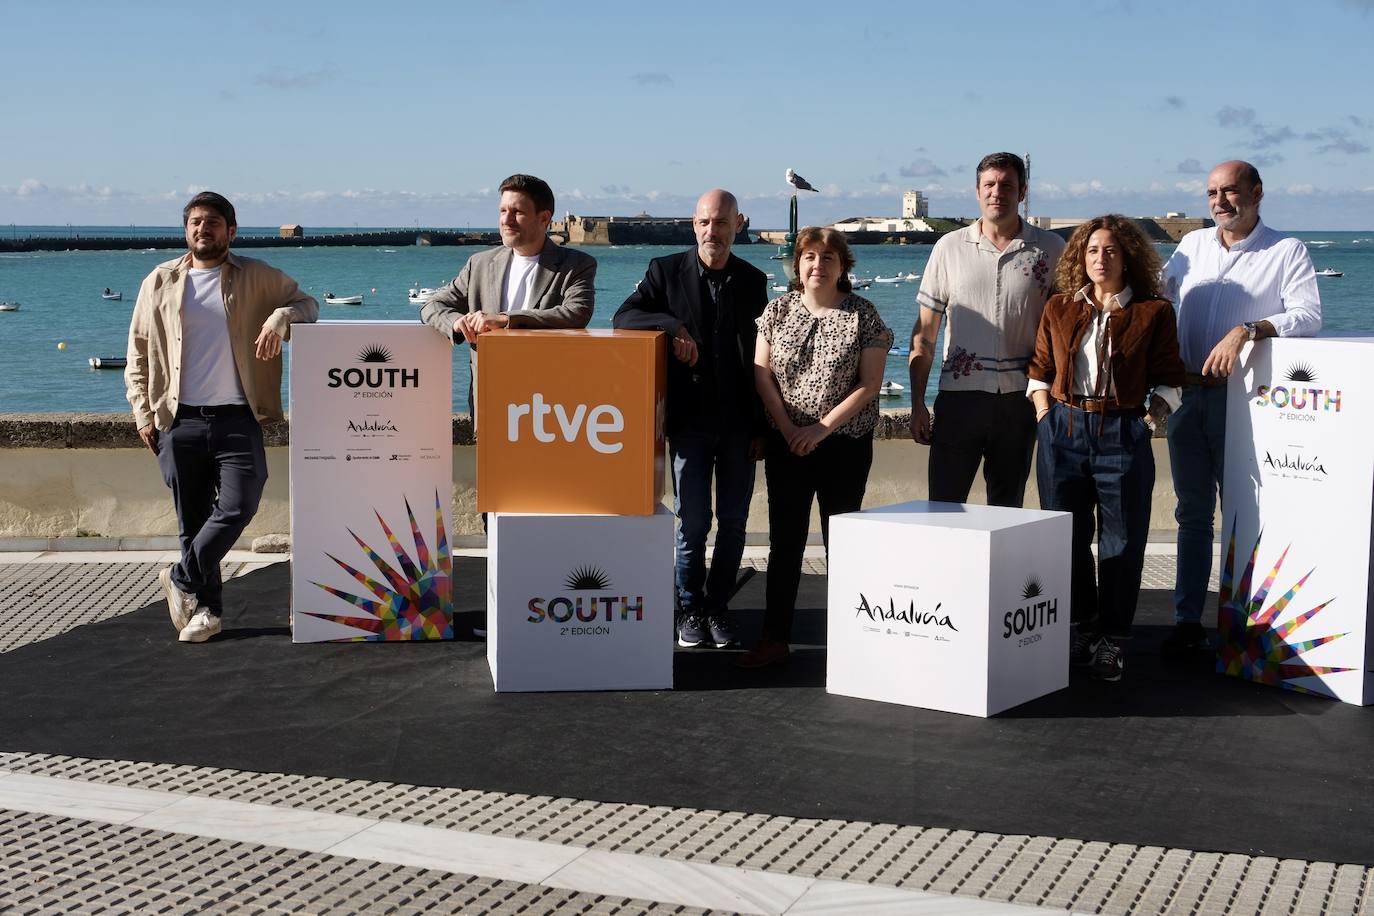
0, 301, 19, 312
1315, 268, 1344, 278
323, 292, 365, 305
88, 357, 126, 369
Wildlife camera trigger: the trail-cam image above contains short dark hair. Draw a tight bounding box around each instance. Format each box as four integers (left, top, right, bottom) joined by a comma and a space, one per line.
182, 191, 236, 227
975, 152, 1027, 191
790, 226, 856, 294
498, 174, 555, 215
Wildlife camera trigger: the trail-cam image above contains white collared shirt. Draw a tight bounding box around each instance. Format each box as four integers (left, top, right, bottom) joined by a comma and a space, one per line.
1026, 285, 1181, 411
1162, 219, 1321, 373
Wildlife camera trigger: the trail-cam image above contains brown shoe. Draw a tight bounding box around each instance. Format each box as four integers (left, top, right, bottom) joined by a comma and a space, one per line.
736, 638, 790, 669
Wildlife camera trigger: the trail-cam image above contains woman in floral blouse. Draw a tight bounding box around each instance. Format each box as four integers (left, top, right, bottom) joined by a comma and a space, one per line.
741, 227, 893, 668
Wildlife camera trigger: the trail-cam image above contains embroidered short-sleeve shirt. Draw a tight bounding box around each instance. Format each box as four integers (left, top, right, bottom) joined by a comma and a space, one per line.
915, 219, 1066, 394
757, 291, 892, 436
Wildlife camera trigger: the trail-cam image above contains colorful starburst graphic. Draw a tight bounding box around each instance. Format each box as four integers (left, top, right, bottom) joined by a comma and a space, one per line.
304, 491, 453, 641
1216, 519, 1353, 696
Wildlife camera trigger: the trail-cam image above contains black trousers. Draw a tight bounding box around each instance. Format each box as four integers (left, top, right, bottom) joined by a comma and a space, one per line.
928, 390, 1037, 507
156, 406, 268, 614
762, 430, 873, 643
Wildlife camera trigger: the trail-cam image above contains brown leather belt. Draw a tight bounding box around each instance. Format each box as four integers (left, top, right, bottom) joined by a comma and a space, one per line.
1184, 372, 1228, 388
1059, 396, 1113, 414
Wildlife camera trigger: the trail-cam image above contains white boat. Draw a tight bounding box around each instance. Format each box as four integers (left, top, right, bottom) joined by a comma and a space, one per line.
849, 274, 874, 290
323, 292, 364, 305
0, 302, 18, 312
1315, 268, 1344, 278
101, 289, 122, 301
874, 275, 904, 284
904, 272, 921, 281
88, 357, 126, 369
408, 287, 438, 304
879, 380, 906, 397
771, 284, 790, 292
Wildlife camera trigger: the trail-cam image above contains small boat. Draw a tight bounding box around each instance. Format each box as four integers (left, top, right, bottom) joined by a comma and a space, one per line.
408, 287, 438, 304
101, 288, 122, 301
849, 274, 874, 290
88, 357, 127, 369
904, 272, 921, 281
889, 345, 911, 357
323, 292, 364, 305
1315, 268, 1344, 278
0, 301, 19, 312
879, 380, 906, 397
874, 275, 904, 284
772, 284, 789, 292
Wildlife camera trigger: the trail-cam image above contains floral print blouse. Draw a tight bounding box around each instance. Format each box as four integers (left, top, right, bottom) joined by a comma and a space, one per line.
757, 291, 893, 437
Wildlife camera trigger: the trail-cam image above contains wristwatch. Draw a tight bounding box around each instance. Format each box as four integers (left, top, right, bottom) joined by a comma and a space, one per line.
1243, 321, 1258, 342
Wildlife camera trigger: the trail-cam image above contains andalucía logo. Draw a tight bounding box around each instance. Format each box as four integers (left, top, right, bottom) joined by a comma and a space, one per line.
854, 592, 957, 635
1262, 450, 1328, 478
1002, 575, 1058, 640
1254, 363, 1341, 419
347, 418, 399, 433
327, 343, 420, 391
527, 564, 644, 632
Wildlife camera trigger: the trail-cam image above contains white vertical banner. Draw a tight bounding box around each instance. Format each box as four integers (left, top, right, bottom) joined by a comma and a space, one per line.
288, 321, 455, 643
1221, 336, 1373, 704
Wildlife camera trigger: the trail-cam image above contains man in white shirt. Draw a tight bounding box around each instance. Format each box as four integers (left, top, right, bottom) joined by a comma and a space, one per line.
420, 174, 596, 414
125, 192, 318, 643
1160, 159, 1321, 658
907, 152, 1066, 507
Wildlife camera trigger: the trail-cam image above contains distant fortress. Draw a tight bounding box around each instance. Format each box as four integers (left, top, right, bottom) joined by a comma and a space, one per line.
550, 213, 752, 246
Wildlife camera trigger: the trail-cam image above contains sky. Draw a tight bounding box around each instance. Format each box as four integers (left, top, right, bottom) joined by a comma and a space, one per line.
2, 0, 1372, 230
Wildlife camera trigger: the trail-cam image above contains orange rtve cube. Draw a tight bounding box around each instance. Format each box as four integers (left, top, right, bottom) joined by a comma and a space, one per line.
476, 329, 666, 515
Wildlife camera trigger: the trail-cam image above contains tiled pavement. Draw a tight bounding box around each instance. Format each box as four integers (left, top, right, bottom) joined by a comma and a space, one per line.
1, 551, 1368, 915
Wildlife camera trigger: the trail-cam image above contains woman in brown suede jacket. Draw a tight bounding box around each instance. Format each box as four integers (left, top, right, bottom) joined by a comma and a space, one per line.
1026, 214, 1185, 683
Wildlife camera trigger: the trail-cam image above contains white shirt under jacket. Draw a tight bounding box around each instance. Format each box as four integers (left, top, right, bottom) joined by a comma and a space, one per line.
1162, 220, 1321, 373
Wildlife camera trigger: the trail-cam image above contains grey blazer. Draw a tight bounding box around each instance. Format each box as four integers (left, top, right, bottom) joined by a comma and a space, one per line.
420, 239, 596, 343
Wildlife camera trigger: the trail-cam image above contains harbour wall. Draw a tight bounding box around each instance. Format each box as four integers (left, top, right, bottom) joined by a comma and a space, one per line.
0, 412, 1196, 547
551, 216, 752, 247
0, 230, 501, 254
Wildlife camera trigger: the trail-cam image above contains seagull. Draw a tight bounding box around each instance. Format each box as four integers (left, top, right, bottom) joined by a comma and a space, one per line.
785, 168, 819, 192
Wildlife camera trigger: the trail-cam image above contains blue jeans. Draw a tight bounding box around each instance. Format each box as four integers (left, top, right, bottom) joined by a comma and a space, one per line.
1036, 402, 1154, 638
669, 429, 757, 617
156, 406, 268, 614
1166, 385, 1228, 624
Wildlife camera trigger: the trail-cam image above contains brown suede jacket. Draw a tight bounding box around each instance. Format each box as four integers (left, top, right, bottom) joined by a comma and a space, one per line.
1027, 292, 1185, 410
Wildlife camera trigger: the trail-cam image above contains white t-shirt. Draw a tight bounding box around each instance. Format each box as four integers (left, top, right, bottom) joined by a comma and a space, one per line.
179, 267, 247, 406
501, 253, 540, 313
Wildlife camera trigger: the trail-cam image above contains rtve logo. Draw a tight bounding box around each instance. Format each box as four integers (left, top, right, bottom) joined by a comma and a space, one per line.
506, 393, 625, 454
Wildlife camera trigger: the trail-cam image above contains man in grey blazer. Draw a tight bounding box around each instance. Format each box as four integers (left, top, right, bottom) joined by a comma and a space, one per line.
421, 174, 596, 412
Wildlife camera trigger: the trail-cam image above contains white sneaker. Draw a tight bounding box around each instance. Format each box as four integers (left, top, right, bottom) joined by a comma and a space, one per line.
160, 566, 197, 632
179, 610, 221, 643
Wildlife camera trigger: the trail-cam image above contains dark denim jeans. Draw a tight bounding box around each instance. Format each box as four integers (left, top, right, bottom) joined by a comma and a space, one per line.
762, 431, 872, 643
669, 429, 757, 617
929, 390, 1038, 508
1036, 401, 1154, 639
1166, 384, 1228, 625
156, 407, 268, 614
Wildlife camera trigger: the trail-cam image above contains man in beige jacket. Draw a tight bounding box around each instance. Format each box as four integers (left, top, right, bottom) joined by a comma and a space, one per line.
125, 191, 318, 643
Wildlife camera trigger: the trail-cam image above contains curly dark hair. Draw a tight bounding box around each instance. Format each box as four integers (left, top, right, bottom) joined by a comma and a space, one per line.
790, 226, 855, 293
1055, 215, 1163, 301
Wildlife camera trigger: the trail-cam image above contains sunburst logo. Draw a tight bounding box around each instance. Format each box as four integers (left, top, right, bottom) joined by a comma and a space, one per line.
1285, 362, 1317, 383
565, 565, 611, 590
1217, 519, 1353, 696
303, 491, 453, 641
357, 344, 392, 363
1021, 576, 1043, 601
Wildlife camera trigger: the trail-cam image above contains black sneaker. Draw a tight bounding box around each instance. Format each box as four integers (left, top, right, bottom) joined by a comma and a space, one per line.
676, 614, 707, 648
1090, 637, 1124, 682
707, 613, 738, 648
1161, 621, 1210, 659
1069, 628, 1096, 667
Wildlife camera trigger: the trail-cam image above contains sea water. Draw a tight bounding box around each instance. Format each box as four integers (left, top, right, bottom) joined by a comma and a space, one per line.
0, 229, 1369, 414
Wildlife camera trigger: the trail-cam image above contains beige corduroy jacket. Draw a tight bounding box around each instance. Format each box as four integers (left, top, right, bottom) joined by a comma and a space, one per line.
125, 252, 318, 431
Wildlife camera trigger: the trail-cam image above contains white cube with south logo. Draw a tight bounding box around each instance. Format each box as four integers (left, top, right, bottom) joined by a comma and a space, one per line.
826, 501, 1072, 717
487, 507, 675, 691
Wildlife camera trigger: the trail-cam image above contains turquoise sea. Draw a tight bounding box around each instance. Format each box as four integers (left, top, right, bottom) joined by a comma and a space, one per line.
0, 228, 1369, 414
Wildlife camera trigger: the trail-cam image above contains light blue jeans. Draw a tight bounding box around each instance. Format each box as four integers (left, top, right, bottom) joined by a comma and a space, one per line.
1166, 385, 1229, 624
669, 430, 757, 617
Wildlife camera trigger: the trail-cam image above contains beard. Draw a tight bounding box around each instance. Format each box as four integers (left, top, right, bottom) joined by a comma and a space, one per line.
192, 237, 230, 261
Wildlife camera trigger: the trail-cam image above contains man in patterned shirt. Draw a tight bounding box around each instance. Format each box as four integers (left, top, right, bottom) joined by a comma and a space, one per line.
907, 152, 1066, 507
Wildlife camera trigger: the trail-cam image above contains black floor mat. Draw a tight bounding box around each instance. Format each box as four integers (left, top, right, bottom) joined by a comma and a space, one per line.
2, 558, 1370, 865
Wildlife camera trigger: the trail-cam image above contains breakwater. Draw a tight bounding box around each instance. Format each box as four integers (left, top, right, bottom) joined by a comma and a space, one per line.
0, 230, 500, 253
